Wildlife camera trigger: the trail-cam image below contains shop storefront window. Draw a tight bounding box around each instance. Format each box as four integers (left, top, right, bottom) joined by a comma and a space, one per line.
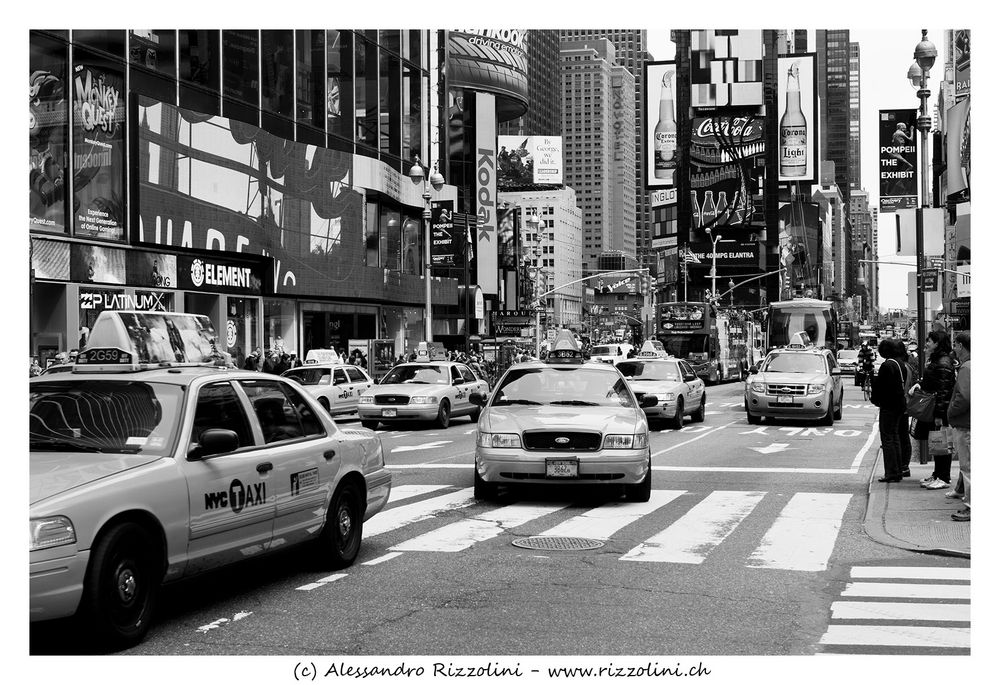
135, 291, 174, 312
383, 305, 424, 360
401, 218, 421, 275
29, 32, 69, 235
227, 296, 260, 370
264, 298, 297, 355
78, 287, 126, 341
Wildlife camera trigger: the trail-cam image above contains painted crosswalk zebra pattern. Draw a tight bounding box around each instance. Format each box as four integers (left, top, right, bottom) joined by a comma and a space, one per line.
817, 566, 971, 654
366, 486, 853, 571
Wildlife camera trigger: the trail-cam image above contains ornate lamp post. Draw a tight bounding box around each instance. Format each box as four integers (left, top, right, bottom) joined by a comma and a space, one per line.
408, 156, 444, 343
525, 210, 545, 358
704, 226, 722, 303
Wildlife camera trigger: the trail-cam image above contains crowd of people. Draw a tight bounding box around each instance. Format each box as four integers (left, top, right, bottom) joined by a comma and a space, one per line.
869, 331, 971, 523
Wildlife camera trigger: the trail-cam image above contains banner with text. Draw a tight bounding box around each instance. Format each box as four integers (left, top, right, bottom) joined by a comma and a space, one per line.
475, 92, 498, 295
878, 108, 918, 213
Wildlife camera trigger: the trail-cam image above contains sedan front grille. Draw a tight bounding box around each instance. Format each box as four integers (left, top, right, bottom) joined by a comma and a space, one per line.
766, 384, 807, 396
374, 394, 411, 405
522, 431, 602, 451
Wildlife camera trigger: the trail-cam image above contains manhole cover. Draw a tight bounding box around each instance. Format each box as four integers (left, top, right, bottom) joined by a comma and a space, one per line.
511, 536, 605, 551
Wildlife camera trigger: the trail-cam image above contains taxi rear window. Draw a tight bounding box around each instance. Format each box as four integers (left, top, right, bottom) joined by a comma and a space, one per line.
29, 381, 184, 456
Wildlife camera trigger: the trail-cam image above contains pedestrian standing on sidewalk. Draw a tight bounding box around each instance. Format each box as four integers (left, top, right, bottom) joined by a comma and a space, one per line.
871, 339, 909, 483
891, 340, 914, 477
910, 331, 956, 490
946, 332, 971, 521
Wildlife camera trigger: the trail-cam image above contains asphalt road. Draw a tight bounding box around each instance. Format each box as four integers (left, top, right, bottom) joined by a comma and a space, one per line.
32, 380, 970, 661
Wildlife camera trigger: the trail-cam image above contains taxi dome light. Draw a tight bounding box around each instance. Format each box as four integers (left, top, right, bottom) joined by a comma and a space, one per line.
546, 330, 584, 362
75, 311, 226, 371
638, 341, 668, 358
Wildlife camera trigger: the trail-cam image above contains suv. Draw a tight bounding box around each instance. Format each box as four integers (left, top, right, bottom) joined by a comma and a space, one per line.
744, 343, 843, 425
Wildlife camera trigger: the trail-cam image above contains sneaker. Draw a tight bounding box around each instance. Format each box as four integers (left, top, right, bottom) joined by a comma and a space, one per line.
944, 490, 964, 499
925, 478, 950, 490
920, 475, 935, 484
951, 509, 970, 522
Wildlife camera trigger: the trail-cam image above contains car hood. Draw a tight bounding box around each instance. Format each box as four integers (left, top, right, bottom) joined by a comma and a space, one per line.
484, 405, 642, 435
363, 383, 448, 396
752, 372, 830, 385
30, 452, 163, 504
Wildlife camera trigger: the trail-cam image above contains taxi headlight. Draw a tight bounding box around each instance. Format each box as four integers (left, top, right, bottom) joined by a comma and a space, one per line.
751, 382, 766, 393
358, 396, 374, 404
30, 516, 76, 551
604, 434, 644, 449
655, 393, 675, 402
808, 384, 827, 394
409, 396, 436, 404
478, 432, 522, 448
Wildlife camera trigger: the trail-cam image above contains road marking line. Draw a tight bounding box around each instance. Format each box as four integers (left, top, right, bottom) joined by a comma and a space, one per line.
364, 488, 476, 537
390, 501, 569, 553
538, 490, 685, 540
818, 625, 969, 648
652, 420, 738, 457
830, 601, 969, 622
295, 573, 347, 591
387, 484, 452, 503
842, 582, 971, 600
746, 492, 852, 572
620, 490, 765, 564
850, 419, 880, 471
362, 552, 403, 566
391, 440, 453, 453
850, 567, 971, 581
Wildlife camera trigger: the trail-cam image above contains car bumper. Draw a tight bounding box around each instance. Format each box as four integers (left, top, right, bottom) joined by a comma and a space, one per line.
745, 391, 831, 418
363, 468, 392, 522
475, 448, 650, 485
358, 405, 439, 422
641, 399, 681, 418
30, 548, 90, 622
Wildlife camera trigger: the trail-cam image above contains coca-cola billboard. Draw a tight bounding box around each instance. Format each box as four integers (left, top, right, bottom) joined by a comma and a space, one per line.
688, 114, 764, 232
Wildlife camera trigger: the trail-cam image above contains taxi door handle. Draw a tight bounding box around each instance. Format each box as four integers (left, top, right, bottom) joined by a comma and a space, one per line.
256, 462, 273, 474
324, 450, 336, 460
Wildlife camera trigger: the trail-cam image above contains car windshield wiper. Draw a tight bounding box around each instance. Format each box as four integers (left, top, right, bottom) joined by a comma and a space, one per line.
549, 400, 600, 406
30, 438, 105, 453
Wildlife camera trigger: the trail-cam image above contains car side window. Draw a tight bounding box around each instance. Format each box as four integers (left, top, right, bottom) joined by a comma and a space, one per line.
333, 369, 348, 385
460, 366, 476, 383
190, 382, 254, 450
239, 379, 306, 444
277, 382, 325, 437
451, 366, 463, 383
319, 371, 332, 385
346, 367, 366, 383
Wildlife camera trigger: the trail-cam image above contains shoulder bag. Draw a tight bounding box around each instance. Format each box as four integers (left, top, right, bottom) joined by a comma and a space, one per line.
905, 375, 937, 422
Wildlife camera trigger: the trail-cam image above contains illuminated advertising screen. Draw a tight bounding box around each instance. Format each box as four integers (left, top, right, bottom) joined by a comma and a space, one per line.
645, 62, 678, 189
497, 136, 563, 189
879, 109, 918, 213
30, 36, 69, 233
777, 54, 818, 184
689, 114, 764, 231
71, 49, 126, 241
658, 303, 709, 333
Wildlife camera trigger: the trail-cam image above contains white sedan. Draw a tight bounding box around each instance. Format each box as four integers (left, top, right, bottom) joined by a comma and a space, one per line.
282, 362, 374, 415
357, 361, 489, 429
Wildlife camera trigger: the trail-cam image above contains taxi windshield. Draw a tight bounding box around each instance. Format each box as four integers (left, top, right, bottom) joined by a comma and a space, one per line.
616, 361, 681, 381
30, 380, 184, 456
493, 367, 635, 408
762, 353, 826, 374
283, 367, 328, 385
381, 365, 448, 385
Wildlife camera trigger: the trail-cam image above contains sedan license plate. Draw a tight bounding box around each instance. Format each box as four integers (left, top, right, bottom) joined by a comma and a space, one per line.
777, 395, 794, 404
382, 408, 397, 417
546, 459, 578, 478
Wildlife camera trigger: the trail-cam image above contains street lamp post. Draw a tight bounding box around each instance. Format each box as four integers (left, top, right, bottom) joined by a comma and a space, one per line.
525, 210, 544, 358
705, 227, 722, 303
408, 156, 444, 344
909, 29, 937, 371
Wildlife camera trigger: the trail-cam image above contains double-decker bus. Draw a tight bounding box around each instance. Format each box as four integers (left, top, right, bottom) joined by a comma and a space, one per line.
765, 298, 838, 351
655, 302, 746, 383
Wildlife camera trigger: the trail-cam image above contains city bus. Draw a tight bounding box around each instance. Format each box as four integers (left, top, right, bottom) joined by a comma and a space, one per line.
765, 298, 838, 351
655, 302, 746, 384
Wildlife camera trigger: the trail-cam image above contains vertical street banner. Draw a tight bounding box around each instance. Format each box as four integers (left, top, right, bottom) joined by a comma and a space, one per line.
777, 54, 818, 183
475, 91, 498, 295
430, 202, 459, 268
72, 49, 126, 241
29, 38, 69, 233
878, 109, 918, 213
645, 61, 677, 189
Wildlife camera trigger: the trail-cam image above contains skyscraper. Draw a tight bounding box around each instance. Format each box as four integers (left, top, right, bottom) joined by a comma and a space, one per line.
816, 30, 852, 203
499, 30, 561, 137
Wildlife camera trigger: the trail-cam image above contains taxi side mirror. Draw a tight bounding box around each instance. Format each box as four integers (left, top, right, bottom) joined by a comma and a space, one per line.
453, 378, 464, 386
469, 392, 486, 406
749, 365, 759, 375
640, 395, 658, 408
189, 428, 240, 459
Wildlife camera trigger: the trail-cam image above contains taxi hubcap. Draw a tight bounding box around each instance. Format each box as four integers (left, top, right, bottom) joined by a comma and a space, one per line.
116, 567, 137, 604
338, 506, 353, 537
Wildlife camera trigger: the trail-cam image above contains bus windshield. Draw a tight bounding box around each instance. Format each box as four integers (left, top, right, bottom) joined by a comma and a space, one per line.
767, 300, 836, 349
660, 334, 708, 358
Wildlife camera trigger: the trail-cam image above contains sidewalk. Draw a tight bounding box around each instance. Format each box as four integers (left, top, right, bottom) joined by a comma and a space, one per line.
864, 451, 970, 558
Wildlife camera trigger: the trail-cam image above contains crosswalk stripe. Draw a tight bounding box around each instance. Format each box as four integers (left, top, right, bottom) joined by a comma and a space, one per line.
390, 501, 570, 552
387, 484, 452, 504
830, 601, 970, 622
538, 491, 685, 540
620, 490, 766, 564
850, 566, 971, 581
364, 488, 476, 537
819, 625, 969, 648
746, 492, 852, 571
842, 582, 971, 600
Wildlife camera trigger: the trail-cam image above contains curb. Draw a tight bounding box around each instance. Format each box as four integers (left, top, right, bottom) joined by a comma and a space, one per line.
862, 446, 971, 559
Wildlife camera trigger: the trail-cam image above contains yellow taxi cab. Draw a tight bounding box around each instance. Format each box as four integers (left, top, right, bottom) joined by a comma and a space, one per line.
616, 341, 707, 429
469, 331, 656, 502
29, 311, 391, 650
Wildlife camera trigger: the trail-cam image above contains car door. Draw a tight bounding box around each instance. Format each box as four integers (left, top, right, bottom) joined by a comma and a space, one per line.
827, 352, 842, 400
345, 366, 373, 413
329, 367, 353, 414
183, 379, 275, 573
238, 377, 339, 548
679, 360, 704, 404
460, 365, 486, 397
449, 365, 470, 413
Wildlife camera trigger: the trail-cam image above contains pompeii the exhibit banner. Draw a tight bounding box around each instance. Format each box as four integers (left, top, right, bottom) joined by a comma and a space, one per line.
878, 108, 918, 213
71, 48, 127, 241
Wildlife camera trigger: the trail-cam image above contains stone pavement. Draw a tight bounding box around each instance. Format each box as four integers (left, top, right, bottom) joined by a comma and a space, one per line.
864, 450, 970, 558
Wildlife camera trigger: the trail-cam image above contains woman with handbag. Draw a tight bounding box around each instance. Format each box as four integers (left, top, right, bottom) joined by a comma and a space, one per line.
909, 331, 956, 490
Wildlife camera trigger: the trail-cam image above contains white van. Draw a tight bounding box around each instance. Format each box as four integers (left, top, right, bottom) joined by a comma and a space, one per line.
589, 342, 634, 365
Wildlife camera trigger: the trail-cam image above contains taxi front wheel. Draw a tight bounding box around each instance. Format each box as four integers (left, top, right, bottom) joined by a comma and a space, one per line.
624, 460, 652, 502
319, 481, 363, 569
435, 400, 451, 429
82, 521, 161, 650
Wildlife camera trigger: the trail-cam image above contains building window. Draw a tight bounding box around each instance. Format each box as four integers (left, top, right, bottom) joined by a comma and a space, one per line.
222, 30, 259, 123
326, 30, 353, 144
355, 36, 379, 149
179, 30, 220, 114
261, 30, 294, 137
295, 29, 326, 137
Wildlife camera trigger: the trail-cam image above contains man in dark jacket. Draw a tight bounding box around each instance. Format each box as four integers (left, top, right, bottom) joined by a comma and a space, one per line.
946, 332, 970, 521
871, 339, 909, 482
